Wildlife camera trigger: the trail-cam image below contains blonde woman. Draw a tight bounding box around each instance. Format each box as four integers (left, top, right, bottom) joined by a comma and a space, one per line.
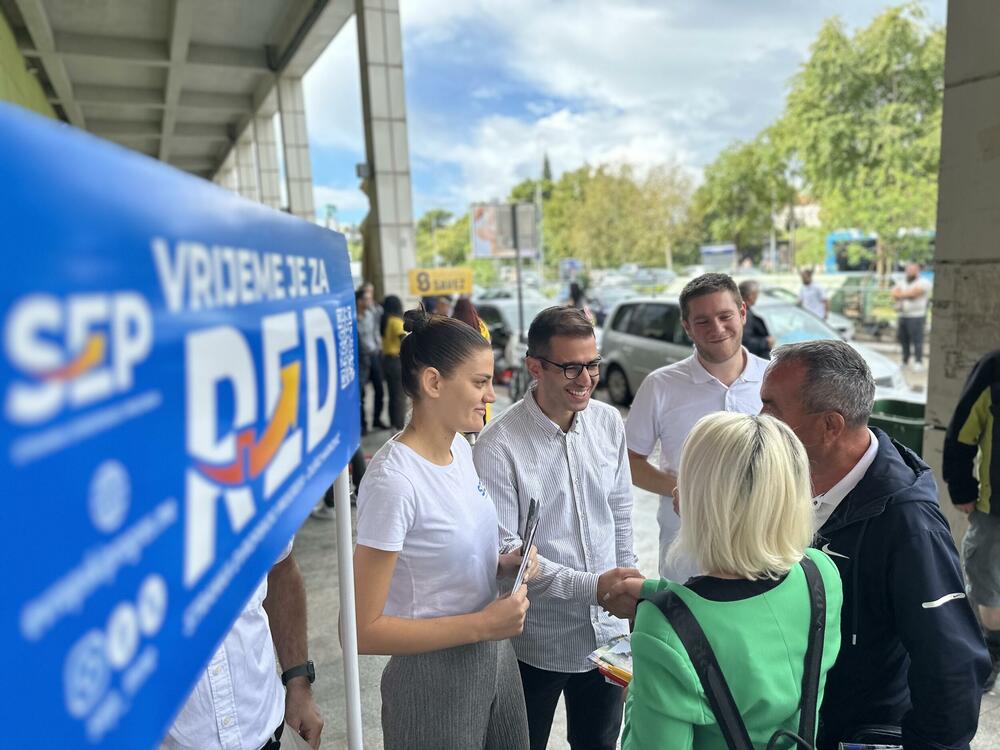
612, 413, 843, 749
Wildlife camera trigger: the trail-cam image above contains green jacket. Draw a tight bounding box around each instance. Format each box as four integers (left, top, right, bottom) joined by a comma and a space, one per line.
622, 548, 843, 750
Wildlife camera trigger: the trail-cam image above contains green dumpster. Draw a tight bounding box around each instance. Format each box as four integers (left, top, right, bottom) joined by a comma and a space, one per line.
869, 399, 925, 457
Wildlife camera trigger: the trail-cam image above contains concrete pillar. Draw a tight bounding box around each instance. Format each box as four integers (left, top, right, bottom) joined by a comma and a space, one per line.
216, 152, 239, 194
924, 0, 1000, 544
277, 76, 315, 221
254, 114, 282, 209
356, 0, 416, 300
235, 130, 259, 202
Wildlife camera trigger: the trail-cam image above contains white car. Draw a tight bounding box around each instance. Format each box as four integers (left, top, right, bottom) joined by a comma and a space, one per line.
599, 296, 909, 406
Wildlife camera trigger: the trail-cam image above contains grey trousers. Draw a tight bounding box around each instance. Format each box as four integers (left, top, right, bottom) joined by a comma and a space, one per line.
381, 639, 529, 749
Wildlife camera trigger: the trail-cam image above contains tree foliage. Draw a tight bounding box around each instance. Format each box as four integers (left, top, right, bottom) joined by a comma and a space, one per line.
781, 2, 944, 264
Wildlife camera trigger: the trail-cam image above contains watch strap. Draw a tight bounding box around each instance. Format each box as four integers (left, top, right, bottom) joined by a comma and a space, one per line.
281, 661, 314, 685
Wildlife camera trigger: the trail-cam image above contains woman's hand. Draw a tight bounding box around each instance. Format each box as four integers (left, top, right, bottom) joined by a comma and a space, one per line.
498, 545, 539, 582
602, 576, 646, 620
477, 585, 530, 640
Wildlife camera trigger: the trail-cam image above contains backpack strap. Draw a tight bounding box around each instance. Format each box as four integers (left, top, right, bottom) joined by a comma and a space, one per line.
795, 555, 826, 744
644, 557, 827, 750
645, 589, 754, 750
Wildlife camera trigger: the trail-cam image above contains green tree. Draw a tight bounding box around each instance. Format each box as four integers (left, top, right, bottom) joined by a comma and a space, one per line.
693, 134, 794, 259
783, 3, 944, 272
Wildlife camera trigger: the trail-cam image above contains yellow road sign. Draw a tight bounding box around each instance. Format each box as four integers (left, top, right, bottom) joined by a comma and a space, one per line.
408, 267, 474, 296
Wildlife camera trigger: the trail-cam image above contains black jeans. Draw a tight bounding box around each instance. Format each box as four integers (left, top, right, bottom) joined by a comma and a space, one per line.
382, 354, 406, 429
898, 315, 925, 364
518, 661, 625, 750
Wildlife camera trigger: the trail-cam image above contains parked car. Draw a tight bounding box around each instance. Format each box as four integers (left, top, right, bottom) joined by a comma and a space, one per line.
759, 286, 855, 341
589, 287, 637, 326
473, 297, 557, 382
599, 296, 908, 406
632, 267, 677, 288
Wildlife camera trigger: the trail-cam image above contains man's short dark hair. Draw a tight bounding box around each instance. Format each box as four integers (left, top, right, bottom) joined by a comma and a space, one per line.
679, 273, 742, 320
527, 306, 595, 358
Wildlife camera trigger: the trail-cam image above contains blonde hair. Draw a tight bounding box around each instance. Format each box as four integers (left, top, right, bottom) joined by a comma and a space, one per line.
670, 412, 813, 580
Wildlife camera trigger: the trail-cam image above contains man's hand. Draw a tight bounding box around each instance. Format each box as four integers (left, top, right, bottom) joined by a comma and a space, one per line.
602, 576, 646, 620
498, 545, 539, 582
955, 501, 977, 515
285, 679, 324, 749
598, 567, 643, 614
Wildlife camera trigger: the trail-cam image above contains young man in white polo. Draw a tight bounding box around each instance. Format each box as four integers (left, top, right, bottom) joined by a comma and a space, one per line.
626, 273, 768, 581
474, 306, 640, 750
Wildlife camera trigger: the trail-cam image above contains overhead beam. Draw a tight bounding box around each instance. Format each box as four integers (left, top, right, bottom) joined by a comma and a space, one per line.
170, 156, 216, 171
19, 30, 270, 74
14, 0, 85, 128
55, 85, 253, 114
159, 0, 194, 161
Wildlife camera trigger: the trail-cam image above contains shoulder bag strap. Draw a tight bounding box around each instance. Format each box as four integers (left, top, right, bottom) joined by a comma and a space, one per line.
795, 555, 827, 744
645, 590, 754, 750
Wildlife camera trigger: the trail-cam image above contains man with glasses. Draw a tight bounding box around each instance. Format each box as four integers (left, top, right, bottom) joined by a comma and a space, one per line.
626, 273, 768, 582
474, 306, 640, 750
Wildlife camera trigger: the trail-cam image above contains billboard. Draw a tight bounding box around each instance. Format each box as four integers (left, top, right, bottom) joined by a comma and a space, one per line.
0, 104, 360, 748
471, 202, 538, 259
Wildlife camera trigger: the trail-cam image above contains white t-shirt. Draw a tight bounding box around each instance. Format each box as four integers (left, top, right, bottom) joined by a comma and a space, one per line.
356, 434, 500, 618
898, 276, 932, 318
799, 282, 828, 318
625, 350, 768, 581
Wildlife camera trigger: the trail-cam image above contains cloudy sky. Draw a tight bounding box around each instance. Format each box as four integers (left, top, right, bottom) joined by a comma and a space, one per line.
303, 0, 946, 226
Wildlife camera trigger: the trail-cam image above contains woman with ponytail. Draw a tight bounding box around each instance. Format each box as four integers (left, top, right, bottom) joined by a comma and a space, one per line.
353, 310, 537, 749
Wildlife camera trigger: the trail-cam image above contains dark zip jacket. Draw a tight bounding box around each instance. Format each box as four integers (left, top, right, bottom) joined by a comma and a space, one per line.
815, 429, 991, 750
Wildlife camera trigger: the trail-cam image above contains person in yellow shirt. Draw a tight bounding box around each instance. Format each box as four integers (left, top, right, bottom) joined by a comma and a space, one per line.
453, 297, 493, 424
381, 295, 407, 429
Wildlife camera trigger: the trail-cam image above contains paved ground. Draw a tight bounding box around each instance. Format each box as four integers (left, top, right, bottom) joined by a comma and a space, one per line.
297, 345, 999, 749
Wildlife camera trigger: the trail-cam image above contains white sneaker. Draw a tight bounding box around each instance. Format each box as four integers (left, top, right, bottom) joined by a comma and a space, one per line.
911, 362, 925, 373
311, 504, 335, 520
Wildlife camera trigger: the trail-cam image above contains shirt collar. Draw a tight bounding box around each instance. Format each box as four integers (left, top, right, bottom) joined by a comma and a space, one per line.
689, 348, 763, 385
813, 429, 879, 509
524, 384, 584, 436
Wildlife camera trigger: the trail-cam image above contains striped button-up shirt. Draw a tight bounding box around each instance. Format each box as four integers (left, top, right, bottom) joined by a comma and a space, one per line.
473, 387, 636, 673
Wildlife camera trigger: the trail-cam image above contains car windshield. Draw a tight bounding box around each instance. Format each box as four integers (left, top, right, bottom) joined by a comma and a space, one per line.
755, 304, 839, 345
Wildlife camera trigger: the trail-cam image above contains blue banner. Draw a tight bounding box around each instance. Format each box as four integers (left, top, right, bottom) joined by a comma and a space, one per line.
0, 104, 360, 747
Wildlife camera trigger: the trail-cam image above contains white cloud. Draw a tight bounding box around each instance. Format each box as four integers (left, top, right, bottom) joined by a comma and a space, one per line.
313, 184, 369, 215
303, 0, 947, 217
302, 16, 365, 152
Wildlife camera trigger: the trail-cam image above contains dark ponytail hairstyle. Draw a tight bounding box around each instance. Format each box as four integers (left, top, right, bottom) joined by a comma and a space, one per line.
401, 309, 490, 399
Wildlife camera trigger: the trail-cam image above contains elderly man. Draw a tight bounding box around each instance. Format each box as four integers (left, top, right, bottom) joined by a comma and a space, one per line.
760, 340, 989, 750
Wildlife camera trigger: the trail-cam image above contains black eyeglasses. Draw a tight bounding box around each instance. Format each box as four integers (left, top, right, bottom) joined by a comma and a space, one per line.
533, 355, 602, 380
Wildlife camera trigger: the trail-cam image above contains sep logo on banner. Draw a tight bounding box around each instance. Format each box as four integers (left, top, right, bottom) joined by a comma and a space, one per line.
0, 104, 360, 748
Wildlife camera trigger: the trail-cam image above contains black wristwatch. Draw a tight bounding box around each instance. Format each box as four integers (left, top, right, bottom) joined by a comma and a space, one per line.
281, 660, 315, 686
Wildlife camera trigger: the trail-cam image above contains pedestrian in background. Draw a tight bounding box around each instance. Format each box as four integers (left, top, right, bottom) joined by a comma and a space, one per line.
474, 306, 639, 750
353, 310, 537, 749
738, 279, 774, 359
611, 412, 842, 750
891, 261, 932, 372
943, 347, 1000, 692
798, 268, 829, 320
453, 297, 492, 423
357, 283, 387, 432
567, 281, 596, 324
381, 295, 407, 430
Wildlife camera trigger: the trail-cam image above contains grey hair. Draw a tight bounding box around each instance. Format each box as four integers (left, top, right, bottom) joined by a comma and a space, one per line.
738, 280, 760, 299
768, 340, 875, 427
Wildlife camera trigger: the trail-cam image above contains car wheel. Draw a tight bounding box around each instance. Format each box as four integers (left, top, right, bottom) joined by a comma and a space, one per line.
606, 365, 632, 406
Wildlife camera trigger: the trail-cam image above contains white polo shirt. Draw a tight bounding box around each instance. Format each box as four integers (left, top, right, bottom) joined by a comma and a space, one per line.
812, 429, 878, 531
626, 349, 769, 580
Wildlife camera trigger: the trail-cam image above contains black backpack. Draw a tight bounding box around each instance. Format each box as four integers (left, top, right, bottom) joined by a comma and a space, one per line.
644, 556, 826, 750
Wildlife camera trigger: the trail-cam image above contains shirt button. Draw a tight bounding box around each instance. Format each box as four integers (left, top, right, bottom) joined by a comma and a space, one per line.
212, 666, 222, 676
222, 717, 234, 728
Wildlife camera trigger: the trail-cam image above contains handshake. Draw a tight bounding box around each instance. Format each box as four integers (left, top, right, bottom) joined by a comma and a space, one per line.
597, 567, 646, 621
